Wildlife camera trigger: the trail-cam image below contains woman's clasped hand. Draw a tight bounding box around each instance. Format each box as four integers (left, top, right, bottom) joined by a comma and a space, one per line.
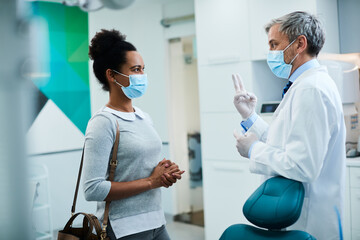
149, 159, 185, 189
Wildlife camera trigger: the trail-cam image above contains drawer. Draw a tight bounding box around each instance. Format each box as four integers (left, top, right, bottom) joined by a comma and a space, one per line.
351, 188, 360, 231
350, 167, 360, 188
203, 160, 261, 240
352, 230, 360, 240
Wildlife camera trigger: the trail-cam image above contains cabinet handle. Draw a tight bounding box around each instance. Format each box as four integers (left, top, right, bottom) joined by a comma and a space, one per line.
212, 163, 245, 172
208, 55, 240, 65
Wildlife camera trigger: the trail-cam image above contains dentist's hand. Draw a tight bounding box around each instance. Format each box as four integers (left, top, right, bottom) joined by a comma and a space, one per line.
233, 130, 258, 158
232, 73, 257, 119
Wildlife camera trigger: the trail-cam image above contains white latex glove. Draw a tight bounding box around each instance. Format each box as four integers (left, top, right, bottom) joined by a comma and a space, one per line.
232, 73, 257, 119
233, 130, 258, 158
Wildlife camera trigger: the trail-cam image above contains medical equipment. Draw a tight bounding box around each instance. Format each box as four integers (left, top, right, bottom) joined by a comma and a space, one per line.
319, 60, 360, 156
259, 101, 280, 125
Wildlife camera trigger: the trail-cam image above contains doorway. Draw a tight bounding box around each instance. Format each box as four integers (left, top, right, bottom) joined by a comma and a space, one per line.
167, 35, 204, 226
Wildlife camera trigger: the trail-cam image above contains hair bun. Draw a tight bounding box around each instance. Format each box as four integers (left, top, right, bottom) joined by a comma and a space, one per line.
89, 29, 126, 60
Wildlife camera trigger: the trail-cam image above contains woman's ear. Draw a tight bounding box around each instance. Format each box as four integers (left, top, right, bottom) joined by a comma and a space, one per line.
105, 69, 115, 82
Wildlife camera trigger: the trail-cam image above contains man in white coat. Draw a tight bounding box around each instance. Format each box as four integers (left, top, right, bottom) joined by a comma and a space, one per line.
233, 11, 346, 240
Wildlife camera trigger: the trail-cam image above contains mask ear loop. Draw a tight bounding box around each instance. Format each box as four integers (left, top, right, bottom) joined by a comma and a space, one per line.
283, 38, 297, 52
112, 69, 129, 78
289, 53, 299, 64
113, 79, 125, 88
112, 69, 129, 88
284, 38, 299, 65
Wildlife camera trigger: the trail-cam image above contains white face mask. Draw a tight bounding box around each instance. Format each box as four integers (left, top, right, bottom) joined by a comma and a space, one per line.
267, 39, 299, 79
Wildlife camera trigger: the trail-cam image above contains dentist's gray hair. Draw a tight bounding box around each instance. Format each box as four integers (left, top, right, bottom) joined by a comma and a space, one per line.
265, 11, 325, 57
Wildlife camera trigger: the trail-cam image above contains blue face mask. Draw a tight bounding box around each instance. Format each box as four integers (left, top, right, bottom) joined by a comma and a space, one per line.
112, 70, 148, 99
267, 39, 299, 79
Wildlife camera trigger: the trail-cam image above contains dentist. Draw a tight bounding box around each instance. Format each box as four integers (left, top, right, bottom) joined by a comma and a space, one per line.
233, 12, 346, 239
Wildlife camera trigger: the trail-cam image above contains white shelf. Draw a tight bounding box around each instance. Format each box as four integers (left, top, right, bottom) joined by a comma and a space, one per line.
347, 157, 360, 167
35, 231, 52, 240
33, 203, 51, 212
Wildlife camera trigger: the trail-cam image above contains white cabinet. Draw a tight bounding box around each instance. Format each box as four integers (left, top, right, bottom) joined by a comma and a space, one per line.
200, 112, 245, 161
353, 230, 360, 240
345, 167, 351, 240
248, 0, 317, 60
194, 0, 251, 66
350, 166, 360, 238
202, 160, 261, 240
345, 161, 360, 240
351, 188, 360, 236
337, 0, 360, 53
248, 0, 340, 60
197, 62, 253, 113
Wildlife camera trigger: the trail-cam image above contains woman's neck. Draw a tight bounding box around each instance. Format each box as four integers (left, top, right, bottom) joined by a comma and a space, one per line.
107, 93, 133, 112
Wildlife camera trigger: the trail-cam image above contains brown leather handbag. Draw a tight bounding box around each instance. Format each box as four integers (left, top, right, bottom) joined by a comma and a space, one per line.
58, 124, 120, 240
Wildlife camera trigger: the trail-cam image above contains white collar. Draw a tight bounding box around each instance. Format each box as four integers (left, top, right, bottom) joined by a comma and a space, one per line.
103, 106, 146, 121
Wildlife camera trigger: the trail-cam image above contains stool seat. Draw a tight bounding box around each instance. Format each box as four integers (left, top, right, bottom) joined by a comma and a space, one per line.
221, 224, 316, 240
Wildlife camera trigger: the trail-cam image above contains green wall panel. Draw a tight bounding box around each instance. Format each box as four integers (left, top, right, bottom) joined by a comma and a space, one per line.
32, 2, 90, 134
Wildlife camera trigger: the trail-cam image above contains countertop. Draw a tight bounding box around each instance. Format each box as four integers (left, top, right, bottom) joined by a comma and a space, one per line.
346, 157, 360, 167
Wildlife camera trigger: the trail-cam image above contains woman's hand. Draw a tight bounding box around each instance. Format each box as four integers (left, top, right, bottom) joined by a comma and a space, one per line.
159, 159, 185, 188
148, 159, 185, 189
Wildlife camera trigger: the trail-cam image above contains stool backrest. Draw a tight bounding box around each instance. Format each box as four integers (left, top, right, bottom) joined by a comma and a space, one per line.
243, 176, 305, 230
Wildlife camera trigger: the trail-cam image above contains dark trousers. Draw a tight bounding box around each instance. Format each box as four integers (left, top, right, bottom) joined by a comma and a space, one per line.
106, 220, 170, 240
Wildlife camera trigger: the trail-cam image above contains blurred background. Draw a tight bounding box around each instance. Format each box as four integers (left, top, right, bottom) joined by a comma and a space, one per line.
0, 0, 359, 239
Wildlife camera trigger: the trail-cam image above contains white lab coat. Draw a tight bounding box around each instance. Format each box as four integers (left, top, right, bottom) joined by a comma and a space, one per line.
248, 66, 346, 240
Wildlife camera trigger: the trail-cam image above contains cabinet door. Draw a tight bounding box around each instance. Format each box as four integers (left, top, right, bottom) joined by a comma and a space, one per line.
248, 0, 316, 60
200, 112, 248, 161
203, 160, 261, 240
194, 0, 250, 66
344, 167, 351, 240
197, 62, 253, 113
351, 188, 360, 232
350, 167, 360, 188
352, 230, 360, 240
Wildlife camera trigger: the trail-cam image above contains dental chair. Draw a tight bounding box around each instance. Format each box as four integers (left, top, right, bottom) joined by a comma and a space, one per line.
220, 176, 316, 240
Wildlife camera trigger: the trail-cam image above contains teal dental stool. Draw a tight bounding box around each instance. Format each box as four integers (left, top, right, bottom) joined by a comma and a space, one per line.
220, 176, 316, 240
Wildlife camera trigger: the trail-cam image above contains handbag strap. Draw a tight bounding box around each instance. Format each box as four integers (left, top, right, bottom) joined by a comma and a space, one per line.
101, 122, 120, 238
71, 148, 85, 215
71, 122, 120, 239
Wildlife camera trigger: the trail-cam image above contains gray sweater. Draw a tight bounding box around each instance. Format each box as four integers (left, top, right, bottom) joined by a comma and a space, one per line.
82, 106, 165, 238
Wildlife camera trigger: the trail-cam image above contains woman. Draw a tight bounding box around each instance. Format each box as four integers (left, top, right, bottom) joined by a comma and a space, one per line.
83, 29, 184, 240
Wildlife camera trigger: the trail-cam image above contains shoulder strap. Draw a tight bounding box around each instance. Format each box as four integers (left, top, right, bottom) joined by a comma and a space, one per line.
101, 122, 120, 236
71, 146, 85, 215
71, 122, 120, 239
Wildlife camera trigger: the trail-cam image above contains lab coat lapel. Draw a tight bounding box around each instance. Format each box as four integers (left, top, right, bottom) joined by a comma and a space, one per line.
272, 66, 326, 119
